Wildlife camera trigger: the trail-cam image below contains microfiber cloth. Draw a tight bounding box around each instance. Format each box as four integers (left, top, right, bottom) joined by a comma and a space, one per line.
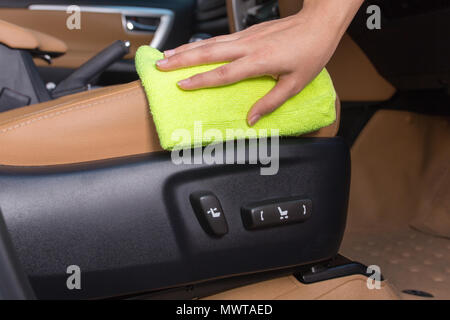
135, 45, 336, 150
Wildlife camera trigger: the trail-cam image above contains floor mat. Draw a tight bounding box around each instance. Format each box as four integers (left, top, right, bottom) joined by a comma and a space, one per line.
341, 110, 450, 299
341, 228, 450, 299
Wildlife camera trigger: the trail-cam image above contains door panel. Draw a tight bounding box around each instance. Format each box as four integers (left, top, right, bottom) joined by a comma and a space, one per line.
0, 8, 154, 68
0, 1, 195, 69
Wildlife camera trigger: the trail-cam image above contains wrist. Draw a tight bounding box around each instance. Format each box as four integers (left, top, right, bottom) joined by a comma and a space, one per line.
299, 0, 364, 36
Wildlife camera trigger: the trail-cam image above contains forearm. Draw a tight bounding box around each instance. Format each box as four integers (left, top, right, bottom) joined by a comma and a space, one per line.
300, 0, 364, 38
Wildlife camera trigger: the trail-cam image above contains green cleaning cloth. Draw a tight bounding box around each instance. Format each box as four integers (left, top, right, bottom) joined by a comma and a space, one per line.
135, 45, 336, 150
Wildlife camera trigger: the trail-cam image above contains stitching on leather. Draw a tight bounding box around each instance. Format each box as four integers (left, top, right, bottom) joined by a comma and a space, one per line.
0, 90, 141, 134
0, 84, 136, 126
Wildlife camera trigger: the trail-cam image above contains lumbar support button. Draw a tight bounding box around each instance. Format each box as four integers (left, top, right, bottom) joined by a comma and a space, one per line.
241, 198, 312, 230
190, 191, 229, 237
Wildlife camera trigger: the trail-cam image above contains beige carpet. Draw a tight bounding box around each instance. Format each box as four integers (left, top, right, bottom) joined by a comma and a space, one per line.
342, 228, 450, 299
340, 110, 450, 299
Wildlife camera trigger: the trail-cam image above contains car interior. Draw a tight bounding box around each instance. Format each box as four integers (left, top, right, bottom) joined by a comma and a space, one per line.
0, 0, 449, 300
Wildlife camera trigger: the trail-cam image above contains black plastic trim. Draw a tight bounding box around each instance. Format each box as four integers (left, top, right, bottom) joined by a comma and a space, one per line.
294, 254, 384, 284
19, 50, 51, 102
0, 212, 35, 300
0, 138, 350, 299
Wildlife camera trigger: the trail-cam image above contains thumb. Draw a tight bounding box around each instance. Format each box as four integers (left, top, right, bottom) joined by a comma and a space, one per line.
247, 75, 298, 126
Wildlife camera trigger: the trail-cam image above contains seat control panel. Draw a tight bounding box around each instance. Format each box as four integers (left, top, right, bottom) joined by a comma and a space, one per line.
0, 138, 349, 299
241, 198, 312, 230
190, 191, 229, 237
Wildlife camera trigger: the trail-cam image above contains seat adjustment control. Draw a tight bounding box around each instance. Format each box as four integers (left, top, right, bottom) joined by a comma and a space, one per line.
190, 191, 228, 237
241, 198, 312, 230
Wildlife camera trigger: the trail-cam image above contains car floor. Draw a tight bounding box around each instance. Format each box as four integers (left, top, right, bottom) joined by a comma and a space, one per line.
339, 109, 450, 299
342, 225, 450, 299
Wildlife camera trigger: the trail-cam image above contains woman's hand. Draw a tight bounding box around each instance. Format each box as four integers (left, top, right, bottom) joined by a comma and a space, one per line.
156, 0, 363, 125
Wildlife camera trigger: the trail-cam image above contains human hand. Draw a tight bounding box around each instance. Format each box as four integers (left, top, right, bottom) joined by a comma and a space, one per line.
156, 0, 363, 125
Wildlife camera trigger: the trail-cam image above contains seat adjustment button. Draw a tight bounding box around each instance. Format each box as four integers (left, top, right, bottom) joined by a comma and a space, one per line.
241, 199, 312, 230
190, 191, 228, 237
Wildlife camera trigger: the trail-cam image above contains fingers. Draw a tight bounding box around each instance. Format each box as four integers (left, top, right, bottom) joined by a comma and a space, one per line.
162, 19, 284, 58
177, 57, 263, 90
247, 76, 298, 126
161, 15, 298, 64
156, 41, 244, 71
164, 35, 238, 57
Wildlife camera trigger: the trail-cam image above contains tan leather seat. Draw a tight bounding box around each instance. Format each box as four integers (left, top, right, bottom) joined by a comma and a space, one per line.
0, 19, 67, 54
0, 80, 340, 166
0, 16, 340, 167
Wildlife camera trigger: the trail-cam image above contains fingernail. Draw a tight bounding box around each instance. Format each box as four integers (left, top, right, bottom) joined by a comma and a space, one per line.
248, 114, 261, 126
164, 49, 175, 57
156, 59, 168, 67
177, 78, 191, 88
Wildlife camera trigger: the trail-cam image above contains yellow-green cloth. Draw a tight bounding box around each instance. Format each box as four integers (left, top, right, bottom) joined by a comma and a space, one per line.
135, 45, 336, 150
